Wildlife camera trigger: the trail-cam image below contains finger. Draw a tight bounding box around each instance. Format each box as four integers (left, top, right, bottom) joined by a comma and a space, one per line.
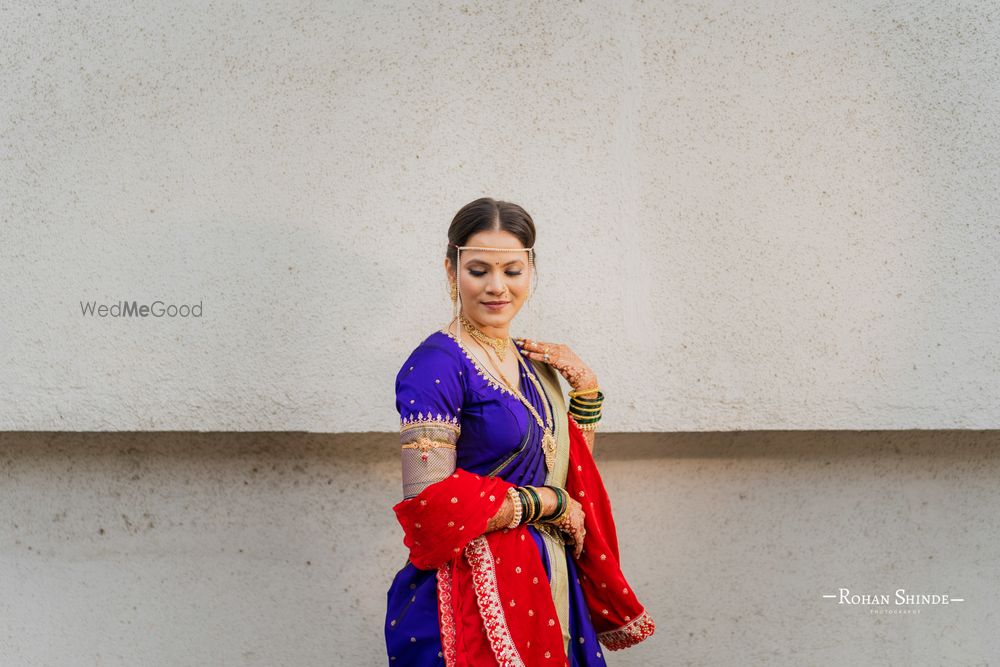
520, 350, 549, 364
516, 338, 556, 351
521, 348, 563, 367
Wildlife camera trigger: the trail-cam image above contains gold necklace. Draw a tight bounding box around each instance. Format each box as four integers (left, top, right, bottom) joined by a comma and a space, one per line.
479, 340, 557, 473
459, 314, 509, 362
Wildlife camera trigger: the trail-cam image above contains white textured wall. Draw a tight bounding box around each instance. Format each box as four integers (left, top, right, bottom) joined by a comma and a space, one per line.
3, 2, 998, 432
2, 431, 999, 666
3, 4, 1000, 667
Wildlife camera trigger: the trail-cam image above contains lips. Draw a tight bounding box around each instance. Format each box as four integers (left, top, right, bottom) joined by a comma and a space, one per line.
482, 301, 510, 306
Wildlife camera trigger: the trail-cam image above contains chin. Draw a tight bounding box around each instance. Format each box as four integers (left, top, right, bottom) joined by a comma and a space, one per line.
478, 308, 514, 324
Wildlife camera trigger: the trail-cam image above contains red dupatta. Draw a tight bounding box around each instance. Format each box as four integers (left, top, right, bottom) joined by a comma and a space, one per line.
392, 415, 655, 666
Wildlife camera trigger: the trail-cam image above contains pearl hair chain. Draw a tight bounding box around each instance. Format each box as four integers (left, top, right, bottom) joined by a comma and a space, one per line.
449, 243, 535, 349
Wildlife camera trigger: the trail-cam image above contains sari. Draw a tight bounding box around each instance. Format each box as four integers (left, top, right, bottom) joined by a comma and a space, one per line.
385, 329, 654, 666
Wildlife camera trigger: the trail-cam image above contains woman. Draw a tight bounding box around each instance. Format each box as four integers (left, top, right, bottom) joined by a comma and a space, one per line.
385, 198, 654, 666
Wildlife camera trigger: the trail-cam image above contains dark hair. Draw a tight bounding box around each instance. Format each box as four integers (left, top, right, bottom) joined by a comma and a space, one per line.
446, 197, 537, 271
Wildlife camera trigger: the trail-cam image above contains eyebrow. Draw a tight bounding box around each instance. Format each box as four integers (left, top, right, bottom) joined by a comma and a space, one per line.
465, 258, 525, 267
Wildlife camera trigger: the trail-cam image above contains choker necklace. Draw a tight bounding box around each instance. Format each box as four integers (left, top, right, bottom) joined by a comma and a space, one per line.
459, 314, 509, 361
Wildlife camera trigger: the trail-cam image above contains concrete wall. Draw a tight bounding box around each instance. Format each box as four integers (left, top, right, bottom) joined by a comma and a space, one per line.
2, 431, 998, 665
3, 1, 999, 665
3, 2, 998, 432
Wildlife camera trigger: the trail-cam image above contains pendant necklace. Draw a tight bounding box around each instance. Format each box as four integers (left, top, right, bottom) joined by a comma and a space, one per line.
470, 326, 557, 473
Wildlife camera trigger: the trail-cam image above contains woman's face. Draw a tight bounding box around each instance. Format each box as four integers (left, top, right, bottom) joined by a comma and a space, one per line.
446, 229, 532, 332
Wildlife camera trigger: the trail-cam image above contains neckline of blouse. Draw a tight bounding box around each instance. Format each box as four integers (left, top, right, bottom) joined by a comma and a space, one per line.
436, 328, 532, 398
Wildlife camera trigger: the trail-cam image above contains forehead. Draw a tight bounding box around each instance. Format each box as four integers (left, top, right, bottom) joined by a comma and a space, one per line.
462, 250, 529, 265
460, 229, 529, 264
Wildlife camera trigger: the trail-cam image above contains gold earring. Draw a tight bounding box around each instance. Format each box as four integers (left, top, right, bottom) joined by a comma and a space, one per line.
449, 282, 457, 303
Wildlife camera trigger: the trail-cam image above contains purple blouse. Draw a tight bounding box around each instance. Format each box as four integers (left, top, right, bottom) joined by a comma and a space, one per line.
395, 329, 551, 498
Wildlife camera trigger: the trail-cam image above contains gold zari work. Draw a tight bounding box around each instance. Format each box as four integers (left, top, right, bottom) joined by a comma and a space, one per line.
400, 415, 460, 499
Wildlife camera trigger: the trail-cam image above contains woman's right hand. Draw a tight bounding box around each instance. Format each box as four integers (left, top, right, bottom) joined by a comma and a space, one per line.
553, 498, 586, 559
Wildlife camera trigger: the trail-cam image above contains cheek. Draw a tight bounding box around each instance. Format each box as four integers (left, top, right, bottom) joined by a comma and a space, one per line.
459, 283, 481, 300
512, 276, 530, 296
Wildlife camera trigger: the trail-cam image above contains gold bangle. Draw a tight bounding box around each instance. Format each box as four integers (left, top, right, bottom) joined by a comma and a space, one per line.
505, 487, 523, 529
568, 386, 600, 398
571, 416, 601, 431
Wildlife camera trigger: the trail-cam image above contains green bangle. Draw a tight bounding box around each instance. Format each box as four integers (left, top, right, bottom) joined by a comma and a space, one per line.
571, 415, 602, 424
514, 488, 529, 526
570, 396, 604, 407
523, 486, 543, 523
550, 488, 570, 523
539, 485, 566, 522
570, 397, 603, 407
530, 487, 546, 523
537, 486, 556, 522
518, 487, 537, 523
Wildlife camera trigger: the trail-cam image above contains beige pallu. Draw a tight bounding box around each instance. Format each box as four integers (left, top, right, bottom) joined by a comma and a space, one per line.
526, 359, 574, 658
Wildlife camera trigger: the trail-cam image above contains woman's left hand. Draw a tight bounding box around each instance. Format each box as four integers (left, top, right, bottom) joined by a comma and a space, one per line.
514, 337, 597, 392
553, 497, 587, 559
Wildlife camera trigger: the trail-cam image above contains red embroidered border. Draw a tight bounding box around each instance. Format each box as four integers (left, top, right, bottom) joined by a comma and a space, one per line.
596, 608, 656, 651
436, 565, 458, 667
464, 536, 526, 667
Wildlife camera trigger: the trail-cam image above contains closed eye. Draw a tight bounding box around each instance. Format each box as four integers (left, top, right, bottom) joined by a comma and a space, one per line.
469, 270, 522, 277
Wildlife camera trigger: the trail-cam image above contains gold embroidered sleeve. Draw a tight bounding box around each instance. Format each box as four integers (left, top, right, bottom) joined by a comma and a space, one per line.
400, 413, 461, 499
395, 342, 466, 499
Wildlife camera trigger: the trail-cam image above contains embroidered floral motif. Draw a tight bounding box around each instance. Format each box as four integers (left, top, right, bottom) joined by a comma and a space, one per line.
436, 566, 458, 667
439, 330, 515, 396
401, 436, 457, 455
400, 411, 461, 434
400, 414, 461, 499
596, 609, 656, 651
463, 536, 525, 667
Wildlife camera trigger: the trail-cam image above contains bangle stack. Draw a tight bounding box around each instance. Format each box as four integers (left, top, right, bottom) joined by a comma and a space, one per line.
538, 485, 570, 524
509, 485, 571, 527
568, 387, 604, 432
520, 485, 543, 523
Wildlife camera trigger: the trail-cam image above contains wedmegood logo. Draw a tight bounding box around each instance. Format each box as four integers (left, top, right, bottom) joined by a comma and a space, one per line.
79, 300, 203, 318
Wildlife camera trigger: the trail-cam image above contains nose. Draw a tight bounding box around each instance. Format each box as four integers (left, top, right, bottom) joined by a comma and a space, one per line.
486, 272, 506, 296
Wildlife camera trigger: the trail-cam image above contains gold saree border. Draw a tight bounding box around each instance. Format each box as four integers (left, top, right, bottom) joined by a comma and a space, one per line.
597, 608, 657, 650
531, 359, 573, 658
436, 564, 459, 667
464, 535, 526, 667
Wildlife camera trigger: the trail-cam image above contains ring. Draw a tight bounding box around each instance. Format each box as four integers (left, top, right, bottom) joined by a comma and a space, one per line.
544, 353, 549, 361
